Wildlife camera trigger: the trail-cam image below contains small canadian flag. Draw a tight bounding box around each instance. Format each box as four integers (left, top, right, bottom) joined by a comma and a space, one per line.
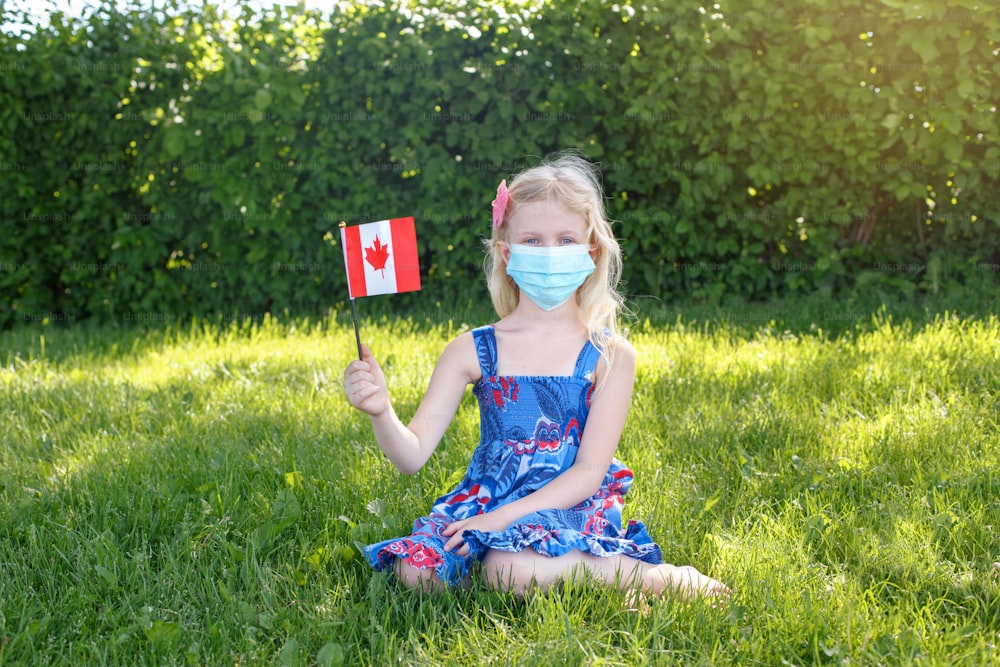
340, 217, 421, 298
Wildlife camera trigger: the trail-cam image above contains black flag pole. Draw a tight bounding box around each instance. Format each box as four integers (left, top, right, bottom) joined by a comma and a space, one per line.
339, 221, 364, 361
349, 295, 362, 361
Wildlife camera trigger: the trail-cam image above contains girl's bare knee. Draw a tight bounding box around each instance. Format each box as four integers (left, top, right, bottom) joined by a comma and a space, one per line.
394, 558, 444, 592
483, 550, 533, 596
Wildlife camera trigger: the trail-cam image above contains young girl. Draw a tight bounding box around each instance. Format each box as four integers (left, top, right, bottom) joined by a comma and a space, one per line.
343, 153, 729, 599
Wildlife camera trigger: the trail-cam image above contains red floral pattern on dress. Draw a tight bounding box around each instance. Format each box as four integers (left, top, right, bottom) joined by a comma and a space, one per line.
447, 483, 490, 507
534, 419, 562, 451
407, 543, 444, 568
385, 538, 445, 569
507, 437, 536, 455
485, 375, 519, 410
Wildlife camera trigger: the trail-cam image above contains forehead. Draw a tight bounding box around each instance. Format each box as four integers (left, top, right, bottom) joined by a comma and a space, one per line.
506, 199, 587, 234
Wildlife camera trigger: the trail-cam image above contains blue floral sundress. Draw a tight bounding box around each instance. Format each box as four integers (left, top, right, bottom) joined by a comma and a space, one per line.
364, 324, 663, 586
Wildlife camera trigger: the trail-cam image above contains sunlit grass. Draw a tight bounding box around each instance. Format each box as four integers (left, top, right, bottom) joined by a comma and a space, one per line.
1, 298, 998, 665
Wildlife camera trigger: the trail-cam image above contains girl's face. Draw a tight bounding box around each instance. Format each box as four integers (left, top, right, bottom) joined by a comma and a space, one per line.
498, 200, 596, 265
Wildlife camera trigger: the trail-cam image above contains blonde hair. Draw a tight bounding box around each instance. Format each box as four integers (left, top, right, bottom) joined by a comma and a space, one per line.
484, 152, 627, 365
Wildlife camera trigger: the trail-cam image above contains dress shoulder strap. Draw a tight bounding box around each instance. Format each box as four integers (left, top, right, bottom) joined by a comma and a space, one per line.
572, 335, 604, 381
471, 325, 498, 377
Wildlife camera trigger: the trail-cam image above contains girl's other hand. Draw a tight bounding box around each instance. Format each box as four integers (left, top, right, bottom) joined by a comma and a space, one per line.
441, 512, 511, 557
343, 343, 389, 416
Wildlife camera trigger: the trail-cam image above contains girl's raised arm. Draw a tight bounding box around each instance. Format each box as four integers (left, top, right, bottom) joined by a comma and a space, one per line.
343, 333, 477, 475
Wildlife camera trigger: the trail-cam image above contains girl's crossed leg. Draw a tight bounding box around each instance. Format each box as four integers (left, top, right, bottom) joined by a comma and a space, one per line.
483, 548, 730, 599
392, 548, 729, 599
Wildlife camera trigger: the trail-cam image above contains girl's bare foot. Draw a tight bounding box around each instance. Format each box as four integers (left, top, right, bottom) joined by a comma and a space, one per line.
644, 564, 731, 600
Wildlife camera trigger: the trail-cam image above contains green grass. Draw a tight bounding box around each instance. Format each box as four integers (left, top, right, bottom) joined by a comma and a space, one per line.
1, 293, 999, 666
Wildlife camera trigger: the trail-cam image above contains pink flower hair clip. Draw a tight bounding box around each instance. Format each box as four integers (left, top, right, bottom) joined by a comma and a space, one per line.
491, 179, 509, 230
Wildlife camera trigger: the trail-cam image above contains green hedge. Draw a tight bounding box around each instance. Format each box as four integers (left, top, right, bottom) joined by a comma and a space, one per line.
2, 0, 998, 328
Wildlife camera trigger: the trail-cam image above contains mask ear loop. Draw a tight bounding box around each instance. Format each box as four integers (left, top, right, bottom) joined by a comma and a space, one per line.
496, 240, 512, 267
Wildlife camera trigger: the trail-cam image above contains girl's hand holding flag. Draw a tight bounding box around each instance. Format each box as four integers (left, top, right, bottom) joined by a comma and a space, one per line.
343, 343, 389, 417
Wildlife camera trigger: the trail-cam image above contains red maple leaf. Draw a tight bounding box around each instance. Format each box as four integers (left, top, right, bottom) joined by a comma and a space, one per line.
364, 235, 391, 276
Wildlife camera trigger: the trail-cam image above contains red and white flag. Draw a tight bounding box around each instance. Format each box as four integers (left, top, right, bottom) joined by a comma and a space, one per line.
340, 217, 421, 298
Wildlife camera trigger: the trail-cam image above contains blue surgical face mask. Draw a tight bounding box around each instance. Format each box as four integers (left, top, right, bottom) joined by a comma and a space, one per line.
505, 244, 596, 311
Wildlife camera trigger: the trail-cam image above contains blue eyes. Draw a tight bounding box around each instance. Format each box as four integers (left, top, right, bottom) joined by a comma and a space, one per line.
523, 238, 576, 245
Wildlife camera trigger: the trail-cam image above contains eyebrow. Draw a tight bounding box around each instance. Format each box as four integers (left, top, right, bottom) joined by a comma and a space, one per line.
515, 228, 584, 238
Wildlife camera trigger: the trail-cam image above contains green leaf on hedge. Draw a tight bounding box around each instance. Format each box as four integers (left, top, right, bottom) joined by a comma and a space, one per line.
163, 129, 185, 158
956, 33, 976, 55
881, 113, 903, 133
227, 125, 246, 148
911, 40, 939, 64
254, 88, 273, 112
